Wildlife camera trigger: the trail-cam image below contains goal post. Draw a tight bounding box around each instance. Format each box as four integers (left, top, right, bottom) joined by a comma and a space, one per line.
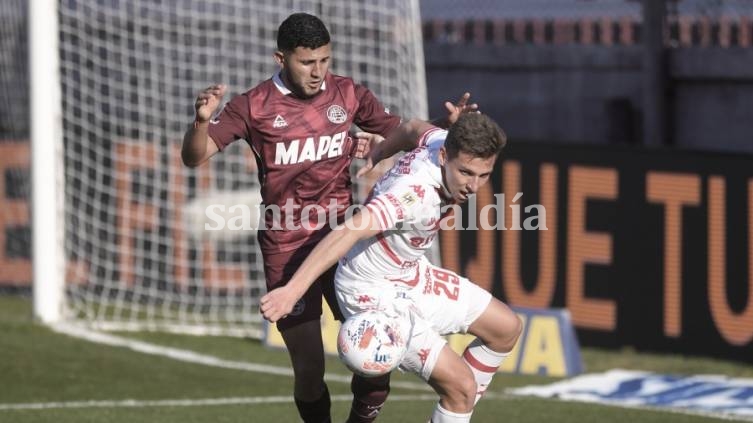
30, 0, 65, 324
30, 0, 427, 337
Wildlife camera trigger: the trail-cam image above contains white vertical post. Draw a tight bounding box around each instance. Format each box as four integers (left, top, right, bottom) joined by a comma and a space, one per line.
30, 0, 64, 323
408, 0, 429, 121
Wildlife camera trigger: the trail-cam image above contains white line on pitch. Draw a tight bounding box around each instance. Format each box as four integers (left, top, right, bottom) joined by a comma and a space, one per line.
50, 323, 431, 392
0, 394, 440, 411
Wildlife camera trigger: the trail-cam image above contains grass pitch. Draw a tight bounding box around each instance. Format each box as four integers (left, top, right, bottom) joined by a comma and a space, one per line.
1, 295, 751, 423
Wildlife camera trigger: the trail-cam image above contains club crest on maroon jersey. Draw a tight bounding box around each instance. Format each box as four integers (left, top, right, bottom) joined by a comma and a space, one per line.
327, 105, 347, 124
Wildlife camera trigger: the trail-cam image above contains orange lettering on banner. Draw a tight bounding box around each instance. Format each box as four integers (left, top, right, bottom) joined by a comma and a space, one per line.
169, 145, 190, 285
707, 177, 753, 346
170, 144, 249, 290
503, 162, 558, 308
191, 151, 247, 290
65, 260, 91, 286
566, 166, 617, 330
0, 142, 89, 287
0, 142, 31, 284
466, 182, 494, 292
200, 241, 248, 290
115, 142, 159, 286
646, 172, 701, 337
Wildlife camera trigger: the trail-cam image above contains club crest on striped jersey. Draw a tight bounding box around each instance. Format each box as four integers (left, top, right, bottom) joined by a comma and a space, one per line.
400, 192, 417, 206
327, 105, 347, 124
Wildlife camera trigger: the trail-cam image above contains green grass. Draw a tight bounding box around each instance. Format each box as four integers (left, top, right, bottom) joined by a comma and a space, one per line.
1, 295, 751, 423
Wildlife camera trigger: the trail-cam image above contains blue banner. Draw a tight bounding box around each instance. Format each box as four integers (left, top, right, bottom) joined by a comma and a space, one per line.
512, 369, 753, 419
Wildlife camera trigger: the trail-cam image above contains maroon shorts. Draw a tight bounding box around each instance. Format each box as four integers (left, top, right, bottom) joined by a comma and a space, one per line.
263, 247, 345, 332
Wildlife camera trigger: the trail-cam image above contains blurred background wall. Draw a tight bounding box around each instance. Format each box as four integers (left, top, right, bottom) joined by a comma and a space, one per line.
421, 0, 753, 153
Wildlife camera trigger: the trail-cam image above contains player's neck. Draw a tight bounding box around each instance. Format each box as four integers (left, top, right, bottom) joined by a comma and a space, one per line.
279, 70, 321, 100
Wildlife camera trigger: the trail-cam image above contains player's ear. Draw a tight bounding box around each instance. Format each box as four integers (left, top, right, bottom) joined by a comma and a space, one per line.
273, 51, 285, 67
438, 147, 447, 166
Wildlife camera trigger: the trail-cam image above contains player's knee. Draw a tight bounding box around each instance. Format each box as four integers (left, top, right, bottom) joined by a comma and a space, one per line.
291, 355, 326, 392
442, 371, 477, 412
500, 313, 523, 350
490, 310, 523, 353
460, 374, 478, 408
294, 375, 328, 402
509, 313, 523, 344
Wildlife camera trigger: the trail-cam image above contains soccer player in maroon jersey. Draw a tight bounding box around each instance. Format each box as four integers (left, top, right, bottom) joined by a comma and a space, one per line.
260, 113, 521, 423
182, 12, 476, 423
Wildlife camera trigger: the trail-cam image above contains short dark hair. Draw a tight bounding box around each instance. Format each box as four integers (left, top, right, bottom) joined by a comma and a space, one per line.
277, 13, 331, 52
445, 113, 507, 159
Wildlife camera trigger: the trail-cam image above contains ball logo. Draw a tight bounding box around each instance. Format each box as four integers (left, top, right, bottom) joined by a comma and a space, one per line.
337, 311, 409, 377
362, 360, 393, 373
327, 105, 347, 124
358, 324, 377, 349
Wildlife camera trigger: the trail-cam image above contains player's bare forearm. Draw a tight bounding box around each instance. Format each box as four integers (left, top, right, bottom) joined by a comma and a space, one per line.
181, 121, 208, 167
375, 118, 435, 162
354, 118, 434, 178
260, 210, 382, 322
290, 227, 362, 295
355, 92, 477, 176
181, 121, 219, 167
183, 84, 225, 167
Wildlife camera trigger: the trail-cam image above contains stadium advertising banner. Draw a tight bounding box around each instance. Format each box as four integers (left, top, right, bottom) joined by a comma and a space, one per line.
439, 142, 753, 363
511, 369, 753, 418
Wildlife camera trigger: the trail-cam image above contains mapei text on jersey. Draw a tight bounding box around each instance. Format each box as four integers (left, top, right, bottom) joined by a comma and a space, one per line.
274, 131, 348, 165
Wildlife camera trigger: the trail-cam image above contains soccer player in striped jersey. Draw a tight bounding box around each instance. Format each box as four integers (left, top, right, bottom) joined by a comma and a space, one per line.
182, 12, 477, 423
261, 113, 523, 423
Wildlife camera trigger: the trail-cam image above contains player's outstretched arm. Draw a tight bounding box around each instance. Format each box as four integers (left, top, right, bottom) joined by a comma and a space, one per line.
355, 92, 478, 177
352, 92, 477, 166
181, 84, 226, 167
260, 209, 384, 323
355, 118, 436, 178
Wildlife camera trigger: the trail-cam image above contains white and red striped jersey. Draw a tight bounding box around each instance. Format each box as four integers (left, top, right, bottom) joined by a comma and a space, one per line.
334, 127, 496, 382
338, 127, 450, 284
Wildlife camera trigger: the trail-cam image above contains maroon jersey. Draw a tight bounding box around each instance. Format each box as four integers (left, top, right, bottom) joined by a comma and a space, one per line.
208, 72, 401, 254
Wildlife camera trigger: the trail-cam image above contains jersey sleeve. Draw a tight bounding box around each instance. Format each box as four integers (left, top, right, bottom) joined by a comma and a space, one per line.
365, 184, 427, 231
417, 127, 447, 149
352, 85, 401, 135
207, 93, 252, 151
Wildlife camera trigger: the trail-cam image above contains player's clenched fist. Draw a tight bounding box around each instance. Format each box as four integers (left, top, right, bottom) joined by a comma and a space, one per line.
260, 285, 298, 323
194, 84, 227, 123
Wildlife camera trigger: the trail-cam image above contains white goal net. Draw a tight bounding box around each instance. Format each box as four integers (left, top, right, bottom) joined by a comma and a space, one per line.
46, 0, 426, 337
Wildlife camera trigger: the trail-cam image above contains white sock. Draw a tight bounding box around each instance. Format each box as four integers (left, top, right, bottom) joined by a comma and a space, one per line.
462, 337, 508, 405
430, 403, 472, 423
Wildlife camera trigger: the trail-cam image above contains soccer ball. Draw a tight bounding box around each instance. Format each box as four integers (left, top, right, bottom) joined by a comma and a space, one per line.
337, 310, 410, 377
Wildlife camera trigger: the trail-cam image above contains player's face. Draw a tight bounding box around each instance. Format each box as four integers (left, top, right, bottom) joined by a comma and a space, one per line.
275, 44, 332, 99
439, 149, 496, 204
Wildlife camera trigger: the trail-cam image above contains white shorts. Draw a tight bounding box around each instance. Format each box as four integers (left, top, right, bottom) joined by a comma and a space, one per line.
335, 258, 492, 381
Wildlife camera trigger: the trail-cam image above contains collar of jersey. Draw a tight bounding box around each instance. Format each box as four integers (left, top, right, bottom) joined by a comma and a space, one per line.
273, 70, 327, 95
